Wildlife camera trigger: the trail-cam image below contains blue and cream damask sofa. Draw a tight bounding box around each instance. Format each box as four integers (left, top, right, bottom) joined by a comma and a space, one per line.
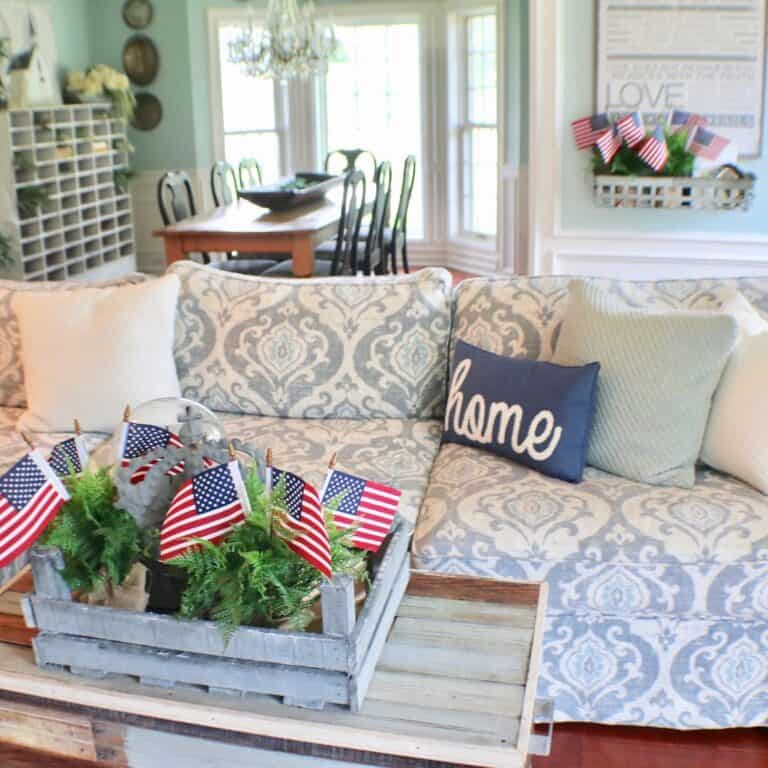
0, 262, 765, 731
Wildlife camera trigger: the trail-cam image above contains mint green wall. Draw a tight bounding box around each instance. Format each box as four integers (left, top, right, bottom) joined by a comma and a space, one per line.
87, 0, 197, 171
48, 0, 93, 75
560, 0, 767, 234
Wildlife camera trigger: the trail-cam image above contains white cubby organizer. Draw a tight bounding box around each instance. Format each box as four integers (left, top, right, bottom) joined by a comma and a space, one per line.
0, 103, 136, 282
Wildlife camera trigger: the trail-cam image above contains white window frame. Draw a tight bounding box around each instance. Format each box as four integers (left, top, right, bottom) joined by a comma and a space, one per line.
446, 1, 503, 256
314, 3, 438, 244
207, 0, 505, 269
207, 8, 291, 176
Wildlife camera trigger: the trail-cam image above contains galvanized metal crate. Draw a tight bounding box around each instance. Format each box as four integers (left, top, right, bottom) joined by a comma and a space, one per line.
593, 174, 755, 210
22, 520, 412, 712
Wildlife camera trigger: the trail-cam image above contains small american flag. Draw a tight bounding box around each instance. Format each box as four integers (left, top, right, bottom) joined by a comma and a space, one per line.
571, 113, 611, 150
638, 126, 669, 171
322, 469, 400, 552
596, 126, 622, 164
269, 468, 331, 579
48, 435, 89, 477
160, 461, 249, 562
0, 451, 70, 568
616, 112, 645, 148
687, 126, 730, 161
667, 110, 707, 135
118, 421, 184, 467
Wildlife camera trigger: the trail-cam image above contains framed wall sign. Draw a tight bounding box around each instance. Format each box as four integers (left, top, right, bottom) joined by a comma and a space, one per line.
596, 0, 767, 157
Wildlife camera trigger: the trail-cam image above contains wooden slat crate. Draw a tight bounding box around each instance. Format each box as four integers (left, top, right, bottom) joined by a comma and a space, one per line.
0, 572, 551, 767
22, 519, 412, 712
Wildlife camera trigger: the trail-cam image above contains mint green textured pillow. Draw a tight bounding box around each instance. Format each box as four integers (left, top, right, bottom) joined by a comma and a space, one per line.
553, 280, 737, 488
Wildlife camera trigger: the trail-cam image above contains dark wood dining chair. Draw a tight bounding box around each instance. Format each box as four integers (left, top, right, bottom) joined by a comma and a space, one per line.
238, 158, 263, 189
157, 171, 210, 264
210, 161, 239, 206
263, 170, 367, 278
388, 155, 416, 274
325, 149, 377, 191
361, 161, 392, 275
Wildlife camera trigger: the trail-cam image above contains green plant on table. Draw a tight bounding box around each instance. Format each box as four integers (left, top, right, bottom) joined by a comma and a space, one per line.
591, 128, 695, 177
43, 467, 151, 596
16, 185, 51, 217
173, 466, 367, 639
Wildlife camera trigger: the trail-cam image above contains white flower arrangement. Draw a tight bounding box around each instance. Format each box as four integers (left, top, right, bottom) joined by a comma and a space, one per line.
66, 65, 135, 121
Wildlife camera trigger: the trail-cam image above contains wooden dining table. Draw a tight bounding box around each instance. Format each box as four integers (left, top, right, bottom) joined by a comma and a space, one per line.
153, 197, 343, 277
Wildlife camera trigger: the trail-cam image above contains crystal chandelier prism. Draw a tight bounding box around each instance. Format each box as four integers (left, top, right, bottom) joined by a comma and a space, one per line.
228, 0, 340, 81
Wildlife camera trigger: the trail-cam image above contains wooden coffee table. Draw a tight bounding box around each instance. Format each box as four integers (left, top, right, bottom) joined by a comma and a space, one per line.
0, 572, 551, 768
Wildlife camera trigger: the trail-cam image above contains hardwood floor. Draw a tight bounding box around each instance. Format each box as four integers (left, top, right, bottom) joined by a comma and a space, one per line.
533, 723, 768, 768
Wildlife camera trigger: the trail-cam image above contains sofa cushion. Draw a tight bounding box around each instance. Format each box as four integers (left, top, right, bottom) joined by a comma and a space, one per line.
413, 443, 768, 621
552, 280, 737, 488
219, 414, 442, 523
168, 262, 453, 420
0, 274, 148, 409
452, 275, 768, 362
13, 275, 182, 433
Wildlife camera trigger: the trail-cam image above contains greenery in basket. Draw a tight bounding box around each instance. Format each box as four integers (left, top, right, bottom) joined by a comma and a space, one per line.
17, 185, 51, 217
43, 467, 152, 595
173, 467, 367, 639
591, 128, 695, 178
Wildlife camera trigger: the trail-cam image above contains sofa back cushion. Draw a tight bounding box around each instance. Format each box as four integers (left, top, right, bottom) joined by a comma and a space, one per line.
452, 275, 768, 361
0, 273, 148, 408
169, 262, 453, 419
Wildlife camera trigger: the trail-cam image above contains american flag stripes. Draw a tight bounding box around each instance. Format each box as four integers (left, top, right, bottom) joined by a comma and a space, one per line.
596, 126, 622, 164
268, 467, 331, 579
48, 435, 89, 477
616, 112, 645, 148
129, 455, 215, 485
687, 126, 730, 161
160, 461, 249, 562
571, 113, 611, 150
667, 110, 707, 135
321, 469, 400, 552
0, 451, 70, 568
638, 126, 669, 172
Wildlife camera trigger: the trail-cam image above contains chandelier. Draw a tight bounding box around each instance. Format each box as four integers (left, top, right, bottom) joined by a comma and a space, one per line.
228, 0, 340, 81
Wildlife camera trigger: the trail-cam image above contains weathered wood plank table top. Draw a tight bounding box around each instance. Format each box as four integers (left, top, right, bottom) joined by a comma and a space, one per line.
0, 573, 549, 768
153, 198, 342, 277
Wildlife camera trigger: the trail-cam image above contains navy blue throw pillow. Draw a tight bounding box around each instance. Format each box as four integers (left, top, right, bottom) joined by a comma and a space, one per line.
443, 340, 600, 483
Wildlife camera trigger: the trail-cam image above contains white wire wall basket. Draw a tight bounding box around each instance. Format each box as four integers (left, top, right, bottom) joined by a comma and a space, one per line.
593, 175, 755, 211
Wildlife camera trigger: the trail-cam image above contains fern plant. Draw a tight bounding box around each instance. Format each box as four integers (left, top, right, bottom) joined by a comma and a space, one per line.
43, 467, 150, 596
173, 467, 367, 638
17, 185, 51, 217
591, 128, 695, 177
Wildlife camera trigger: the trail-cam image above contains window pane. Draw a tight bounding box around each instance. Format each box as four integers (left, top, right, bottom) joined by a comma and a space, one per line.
325, 23, 424, 238
219, 25, 276, 133
224, 132, 280, 183
463, 127, 497, 237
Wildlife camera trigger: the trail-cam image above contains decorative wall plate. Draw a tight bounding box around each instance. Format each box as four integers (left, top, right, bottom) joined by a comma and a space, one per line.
122, 34, 159, 86
132, 92, 162, 131
122, 0, 153, 30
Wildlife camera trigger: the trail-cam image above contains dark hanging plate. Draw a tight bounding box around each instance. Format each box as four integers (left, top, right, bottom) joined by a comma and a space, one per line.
123, 34, 159, 86
132, 92, 162, 131
122, 0, 153, 30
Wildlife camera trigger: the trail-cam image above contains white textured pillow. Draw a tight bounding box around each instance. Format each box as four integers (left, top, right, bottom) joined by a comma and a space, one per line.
12, 275, 181, 433
702, 290, 768, 493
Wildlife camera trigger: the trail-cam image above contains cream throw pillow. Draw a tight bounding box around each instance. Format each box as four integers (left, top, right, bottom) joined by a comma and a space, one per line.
702, 290, 768, 493
12, 275, 181, 433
